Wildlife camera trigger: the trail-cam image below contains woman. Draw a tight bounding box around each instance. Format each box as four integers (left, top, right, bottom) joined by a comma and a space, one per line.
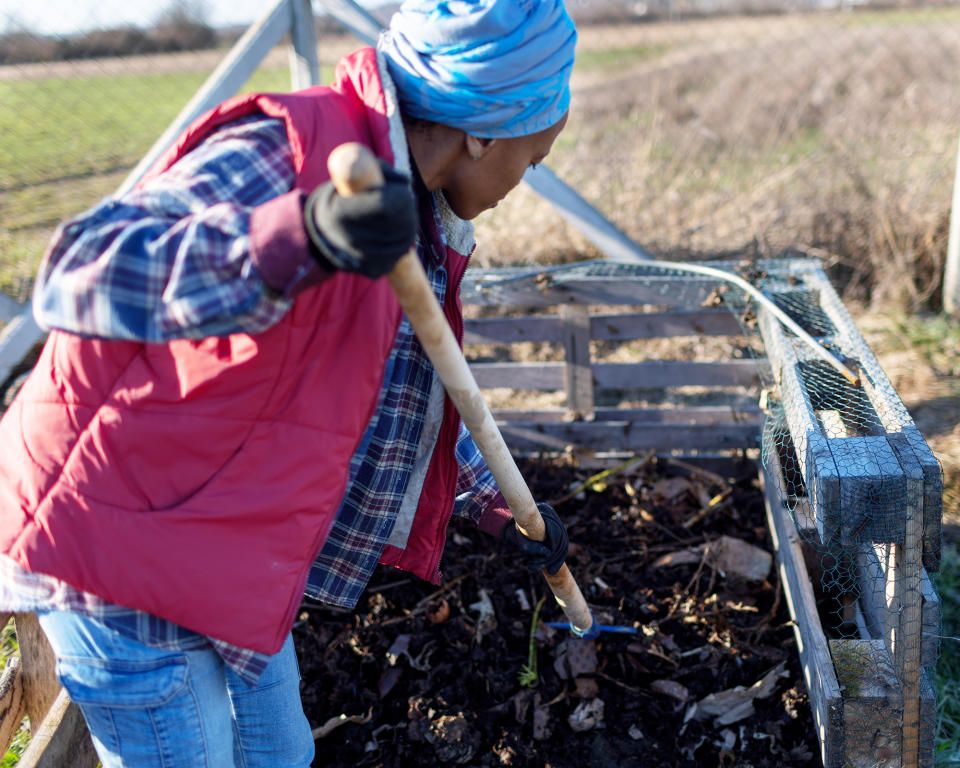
0, 1, 577, 766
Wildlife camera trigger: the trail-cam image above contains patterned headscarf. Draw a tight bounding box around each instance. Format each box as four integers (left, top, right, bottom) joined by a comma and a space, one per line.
378, 0, 577, 139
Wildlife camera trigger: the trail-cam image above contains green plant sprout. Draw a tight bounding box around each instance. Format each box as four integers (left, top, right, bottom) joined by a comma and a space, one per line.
519, 595, 547, 688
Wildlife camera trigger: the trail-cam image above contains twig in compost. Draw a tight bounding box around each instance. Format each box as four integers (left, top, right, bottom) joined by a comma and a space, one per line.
683, 543, 713, 597
594, 670, 644, 695
745, 567, 783, 638
548, 451, 654, 506
377, 572, 474, 628
662, 457, 729, 488
682, 487, 733, 529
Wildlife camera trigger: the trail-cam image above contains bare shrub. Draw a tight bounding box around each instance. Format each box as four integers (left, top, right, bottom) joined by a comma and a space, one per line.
0, 32, 58, 64
475, 16, 960, 313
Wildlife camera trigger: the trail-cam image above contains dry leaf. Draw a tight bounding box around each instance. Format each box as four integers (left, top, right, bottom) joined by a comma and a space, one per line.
386, 634, 411, 666
568, 698, 605, 732
427, 598, 450, 624
553, 638, 598, 680
651, 476, 693, 501
533, 694, 551, 741
651, 536, 771, 582
651, 549, 702, 568
685, 662, 788, 726
575, 677, 600, 698
469, 589, 497, 641
708, 536, 772, 581
650, 679, 690, 703
312, 708, 373, 739
378, 665, 402, 698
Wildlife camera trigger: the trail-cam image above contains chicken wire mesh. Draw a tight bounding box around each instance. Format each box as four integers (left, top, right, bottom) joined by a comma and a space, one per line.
712, 256, 940, 767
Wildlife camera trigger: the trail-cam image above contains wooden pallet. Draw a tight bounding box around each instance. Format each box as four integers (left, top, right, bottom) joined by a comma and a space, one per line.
462, 260, 941, 768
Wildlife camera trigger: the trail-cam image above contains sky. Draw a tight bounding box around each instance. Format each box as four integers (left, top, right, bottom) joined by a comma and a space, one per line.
0, 0, 390, 36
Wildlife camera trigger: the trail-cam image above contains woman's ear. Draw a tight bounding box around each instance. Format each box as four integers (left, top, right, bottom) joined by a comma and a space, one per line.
464, 135, 497, 161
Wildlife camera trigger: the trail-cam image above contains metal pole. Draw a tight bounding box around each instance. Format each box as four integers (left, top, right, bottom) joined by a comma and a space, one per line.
289, 0, 320, 90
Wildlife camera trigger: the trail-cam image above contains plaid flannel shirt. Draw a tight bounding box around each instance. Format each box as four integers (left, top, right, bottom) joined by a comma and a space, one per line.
3, 116, 502, 684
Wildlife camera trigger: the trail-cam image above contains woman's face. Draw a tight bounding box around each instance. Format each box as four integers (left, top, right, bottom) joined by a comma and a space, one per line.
442, 113, 568, 220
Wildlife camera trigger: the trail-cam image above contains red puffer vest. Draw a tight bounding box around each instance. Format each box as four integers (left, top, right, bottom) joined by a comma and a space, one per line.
0, 48, 471, 654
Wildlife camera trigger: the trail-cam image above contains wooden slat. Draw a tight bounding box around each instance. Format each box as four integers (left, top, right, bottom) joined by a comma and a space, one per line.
469, 360, 760, 390
491, 405, 763, 425
855, 544, 940, 668
892, 430, 942, 574
470, 361, 563, 389
17, 688, 98, 768
497, 419, 759, 453
592, 360, 760, 389
0, 295, 23, 325
887, 438, 926, 768
14, 614, 59, 731
829, 638, 902, 767
464, 315, 565, 345
762, 464, 844, 768
561, 305, 593, 419
0, 656, 25, 757
462, 308, 745, 346
808, 269, 941, 570
590, 309, 745, 340
288, 0, 320, 89
826, 639, 935, 768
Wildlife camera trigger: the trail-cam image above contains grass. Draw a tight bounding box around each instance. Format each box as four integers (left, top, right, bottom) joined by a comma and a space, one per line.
0, 65, 310, 189
573, 43, 670, 72
0, 62, 328, 290
934, 542, 960, 763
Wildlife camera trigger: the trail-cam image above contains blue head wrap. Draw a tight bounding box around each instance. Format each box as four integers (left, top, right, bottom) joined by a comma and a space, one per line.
378, 0, 577, 139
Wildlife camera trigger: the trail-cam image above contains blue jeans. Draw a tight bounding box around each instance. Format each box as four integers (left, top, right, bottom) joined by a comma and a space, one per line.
36, 611, 314, 768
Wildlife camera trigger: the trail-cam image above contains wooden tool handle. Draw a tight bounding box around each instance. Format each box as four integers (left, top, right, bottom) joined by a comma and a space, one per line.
326, 142, 594, 635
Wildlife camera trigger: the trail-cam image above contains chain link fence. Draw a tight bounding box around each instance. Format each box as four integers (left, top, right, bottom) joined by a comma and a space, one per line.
0, 0, 365, 303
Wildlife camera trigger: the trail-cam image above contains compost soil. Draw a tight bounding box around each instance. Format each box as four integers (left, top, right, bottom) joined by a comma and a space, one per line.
293, 456, 820, 768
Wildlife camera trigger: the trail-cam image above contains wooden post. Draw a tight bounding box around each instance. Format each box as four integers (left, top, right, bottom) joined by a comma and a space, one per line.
561, 305, 594, 421
944, 133, 960, 316
0, 656, 25, 756
14, 614, 60, 731
885, 441, 928, 767
9, 615, 99, 768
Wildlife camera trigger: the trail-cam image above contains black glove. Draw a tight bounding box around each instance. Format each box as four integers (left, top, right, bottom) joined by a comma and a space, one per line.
303, 160, 417, 279
500, 503, 569, 575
